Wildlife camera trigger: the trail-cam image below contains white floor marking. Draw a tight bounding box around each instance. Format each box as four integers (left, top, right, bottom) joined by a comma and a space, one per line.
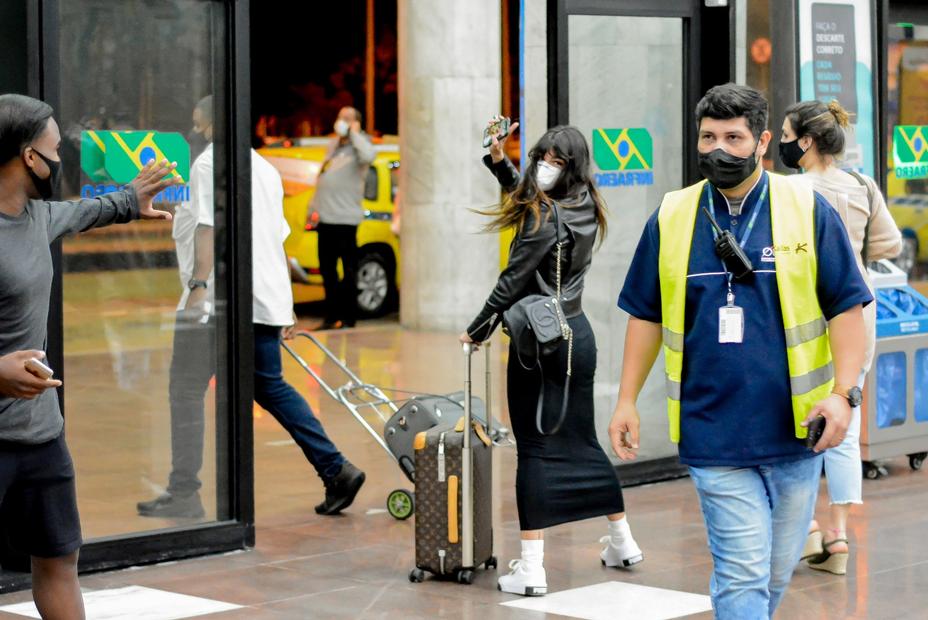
0, 586, 242, 619
266, 439, 297, 447
365, 508, 388, 515
500, 581, 712, 620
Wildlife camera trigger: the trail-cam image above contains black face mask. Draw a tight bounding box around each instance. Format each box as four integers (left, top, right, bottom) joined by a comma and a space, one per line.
187, 127, 208, 161
698, 146, 758, 189
778, 139, 807, 170
27, 148, 62, 200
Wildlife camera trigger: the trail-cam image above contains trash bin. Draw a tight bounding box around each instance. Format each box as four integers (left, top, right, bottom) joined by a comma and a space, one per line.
861, 260, 928, 478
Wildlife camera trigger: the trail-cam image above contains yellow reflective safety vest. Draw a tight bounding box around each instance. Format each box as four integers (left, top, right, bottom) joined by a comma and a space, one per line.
657, 173, 833, 443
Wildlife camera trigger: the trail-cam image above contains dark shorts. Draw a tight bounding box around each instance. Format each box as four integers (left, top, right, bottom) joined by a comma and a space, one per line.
0, 433, 82, 558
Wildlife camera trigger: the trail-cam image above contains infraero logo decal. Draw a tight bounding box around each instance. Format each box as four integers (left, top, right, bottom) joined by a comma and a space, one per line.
894, 126, 928, 180
592, 128, 654, 187
80, 131, 191, 202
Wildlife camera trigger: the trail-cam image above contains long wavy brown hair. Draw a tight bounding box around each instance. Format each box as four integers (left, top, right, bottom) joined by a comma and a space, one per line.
481, 125, 608, 243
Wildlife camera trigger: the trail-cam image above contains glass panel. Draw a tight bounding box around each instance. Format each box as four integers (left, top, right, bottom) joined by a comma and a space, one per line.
568, 15, 683, 464
876, 351, 907, 428
56, 0, 227, 538
915, 349, 928, 423
886, 22, 928, 283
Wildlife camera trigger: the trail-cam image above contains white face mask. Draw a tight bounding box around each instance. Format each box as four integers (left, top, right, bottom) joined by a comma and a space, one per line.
334, 120, 350, 137
536, 160, 563, 192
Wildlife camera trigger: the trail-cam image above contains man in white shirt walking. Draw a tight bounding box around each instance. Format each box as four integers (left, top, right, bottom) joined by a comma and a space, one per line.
138, 98, 365, 518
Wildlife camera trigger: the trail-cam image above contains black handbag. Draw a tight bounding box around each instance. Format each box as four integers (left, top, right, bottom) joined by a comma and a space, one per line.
502, 202, 573, 436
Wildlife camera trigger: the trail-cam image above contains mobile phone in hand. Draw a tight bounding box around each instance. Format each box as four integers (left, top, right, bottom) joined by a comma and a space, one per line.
483, 116, 512, 148
25, 357, 54, 380
805, 415, 826, 449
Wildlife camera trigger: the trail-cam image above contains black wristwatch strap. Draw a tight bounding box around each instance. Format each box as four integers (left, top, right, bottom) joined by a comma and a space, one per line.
188, 278, 208, 290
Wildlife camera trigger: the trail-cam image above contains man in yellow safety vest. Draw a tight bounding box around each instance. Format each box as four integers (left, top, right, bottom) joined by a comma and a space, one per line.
609, 83, 870, 619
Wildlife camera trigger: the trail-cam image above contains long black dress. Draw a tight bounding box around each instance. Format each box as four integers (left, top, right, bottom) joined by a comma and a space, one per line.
467, 156, 624, 531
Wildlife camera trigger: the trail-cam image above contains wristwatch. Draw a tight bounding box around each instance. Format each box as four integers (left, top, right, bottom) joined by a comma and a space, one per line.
187, 278, 208, 291
833, 385, 863, 408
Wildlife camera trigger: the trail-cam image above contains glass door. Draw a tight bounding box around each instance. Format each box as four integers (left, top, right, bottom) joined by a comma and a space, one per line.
0, 0, 255, 588
552, 0, 702, 482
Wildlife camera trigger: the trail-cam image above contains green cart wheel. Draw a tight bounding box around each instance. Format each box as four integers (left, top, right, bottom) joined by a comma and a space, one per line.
387, 489, 414, 520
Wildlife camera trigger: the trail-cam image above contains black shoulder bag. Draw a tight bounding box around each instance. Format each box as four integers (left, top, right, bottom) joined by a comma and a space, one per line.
502, 203, 573, 435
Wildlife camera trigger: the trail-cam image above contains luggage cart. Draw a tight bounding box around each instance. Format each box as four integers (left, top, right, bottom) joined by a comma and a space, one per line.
281, 331, 507, 520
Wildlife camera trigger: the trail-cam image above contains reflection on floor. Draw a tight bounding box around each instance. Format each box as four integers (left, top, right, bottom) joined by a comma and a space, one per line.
1, 323, 927, 618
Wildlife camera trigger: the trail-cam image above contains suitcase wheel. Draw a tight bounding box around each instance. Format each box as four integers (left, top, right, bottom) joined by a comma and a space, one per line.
409, 568, 426, 583
386, 489, 415, 520
485, 556, 498, 570
456, 569, 475, 585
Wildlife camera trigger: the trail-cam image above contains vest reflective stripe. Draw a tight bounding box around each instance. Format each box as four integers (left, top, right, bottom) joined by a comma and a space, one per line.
662, 327, 684, 352
656, 173, 833, 443
784, 316, 827, 347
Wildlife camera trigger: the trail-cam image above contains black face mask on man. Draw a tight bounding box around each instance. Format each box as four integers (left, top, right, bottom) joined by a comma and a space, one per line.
27, 148, 62, 200
697, 142, 759, 189
187, 127, 208, 162
777, 139, 807, 170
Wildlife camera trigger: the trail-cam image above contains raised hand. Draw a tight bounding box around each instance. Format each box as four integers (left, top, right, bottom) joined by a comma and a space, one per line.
130, 159, 179, 220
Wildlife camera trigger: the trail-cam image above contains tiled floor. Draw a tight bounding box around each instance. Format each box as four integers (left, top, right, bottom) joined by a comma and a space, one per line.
1, 322, 927, 618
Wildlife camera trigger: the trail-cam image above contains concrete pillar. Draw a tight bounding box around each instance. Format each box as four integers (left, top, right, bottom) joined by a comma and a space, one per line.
398, 0, 502, 331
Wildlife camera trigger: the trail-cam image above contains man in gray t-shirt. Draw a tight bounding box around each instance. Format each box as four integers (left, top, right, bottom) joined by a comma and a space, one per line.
0, 94, 177, 618
311, 106, 375, 329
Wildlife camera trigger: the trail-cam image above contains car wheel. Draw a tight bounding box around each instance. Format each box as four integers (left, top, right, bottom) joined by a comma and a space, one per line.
356, 250, 396, 317
894, 236, 918, 277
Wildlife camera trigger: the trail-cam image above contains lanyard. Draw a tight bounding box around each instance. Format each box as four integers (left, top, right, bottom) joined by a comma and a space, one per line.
706, 178, 769, 303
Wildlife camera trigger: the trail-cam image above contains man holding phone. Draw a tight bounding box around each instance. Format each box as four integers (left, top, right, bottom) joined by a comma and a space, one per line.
0, 94, 178, 620
311, 106, 375, 330
609, 84, 870, 619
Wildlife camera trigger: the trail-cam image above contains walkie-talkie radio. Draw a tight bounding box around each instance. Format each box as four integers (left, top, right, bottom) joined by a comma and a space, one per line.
702, 207, 754, 280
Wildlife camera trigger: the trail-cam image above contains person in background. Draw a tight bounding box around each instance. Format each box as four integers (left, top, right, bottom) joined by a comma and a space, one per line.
138, 98, 365, 520
311, 106, 375, 330
461, 119, 642, 598
779, 99, 902, 575
0, 93, 176, 620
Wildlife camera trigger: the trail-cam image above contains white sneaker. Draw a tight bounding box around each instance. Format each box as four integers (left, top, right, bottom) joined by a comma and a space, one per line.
497, 559, 547, 596
599, 535, 644, 568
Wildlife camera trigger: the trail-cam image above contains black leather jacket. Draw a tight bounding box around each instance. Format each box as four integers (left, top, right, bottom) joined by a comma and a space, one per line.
467, 156, 599, 341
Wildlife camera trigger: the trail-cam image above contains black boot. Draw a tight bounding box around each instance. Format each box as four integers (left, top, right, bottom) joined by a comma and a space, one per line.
137, 492, 205, 518
315, 462, 366, 515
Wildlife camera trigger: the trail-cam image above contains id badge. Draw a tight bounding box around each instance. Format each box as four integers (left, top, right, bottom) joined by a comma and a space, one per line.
719, 305, 744, 344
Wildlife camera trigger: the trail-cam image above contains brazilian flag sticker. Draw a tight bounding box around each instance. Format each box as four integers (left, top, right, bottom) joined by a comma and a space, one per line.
592, 129, 653, 171
894, 126, 928, 180
81, 130, 190, 184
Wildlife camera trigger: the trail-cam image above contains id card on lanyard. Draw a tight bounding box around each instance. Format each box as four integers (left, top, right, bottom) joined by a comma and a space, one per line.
706, 179, 768, 344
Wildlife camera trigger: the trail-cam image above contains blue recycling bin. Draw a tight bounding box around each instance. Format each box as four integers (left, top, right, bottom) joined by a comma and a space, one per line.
863, 262, 928, 473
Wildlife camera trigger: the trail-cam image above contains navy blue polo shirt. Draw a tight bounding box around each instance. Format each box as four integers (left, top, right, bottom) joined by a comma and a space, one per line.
618, 172, 872, 467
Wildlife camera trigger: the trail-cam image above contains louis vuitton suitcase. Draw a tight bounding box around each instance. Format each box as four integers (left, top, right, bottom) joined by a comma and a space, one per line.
408, 344, 497, 584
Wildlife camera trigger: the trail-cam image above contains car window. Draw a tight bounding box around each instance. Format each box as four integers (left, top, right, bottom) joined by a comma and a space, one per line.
364, 165, 378, 201
390, 161, 400, 202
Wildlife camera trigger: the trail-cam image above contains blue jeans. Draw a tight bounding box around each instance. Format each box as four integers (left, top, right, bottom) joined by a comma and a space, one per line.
254, 324, 346, 480
689, 454, 824, 619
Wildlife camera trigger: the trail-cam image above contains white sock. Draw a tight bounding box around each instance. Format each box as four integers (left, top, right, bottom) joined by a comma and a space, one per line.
520, 539, 544, 568
608, 517, 632, 546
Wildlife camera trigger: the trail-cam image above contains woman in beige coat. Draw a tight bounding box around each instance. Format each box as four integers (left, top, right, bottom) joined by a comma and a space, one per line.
779, 99, 902, 575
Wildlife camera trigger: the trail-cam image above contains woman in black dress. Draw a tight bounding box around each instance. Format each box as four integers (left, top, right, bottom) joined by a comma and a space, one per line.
460, 121, 643, 597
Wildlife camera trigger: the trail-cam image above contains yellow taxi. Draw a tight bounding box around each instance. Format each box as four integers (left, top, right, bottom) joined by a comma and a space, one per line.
259, 138, 400, 316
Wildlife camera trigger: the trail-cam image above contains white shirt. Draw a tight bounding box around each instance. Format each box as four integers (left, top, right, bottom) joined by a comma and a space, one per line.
172, 146, 294, 326
173, 144, 215, 311
251, 150, 294, 326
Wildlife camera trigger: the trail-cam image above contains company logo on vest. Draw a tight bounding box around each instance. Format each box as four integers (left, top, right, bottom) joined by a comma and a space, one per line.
80, 130, 191, 203
894, 125, 928, 180
592, 128, 655, 187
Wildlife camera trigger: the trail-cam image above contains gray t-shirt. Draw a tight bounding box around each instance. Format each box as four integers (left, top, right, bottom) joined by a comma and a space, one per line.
0, 189, 139, 444
311, 133, 376, 226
